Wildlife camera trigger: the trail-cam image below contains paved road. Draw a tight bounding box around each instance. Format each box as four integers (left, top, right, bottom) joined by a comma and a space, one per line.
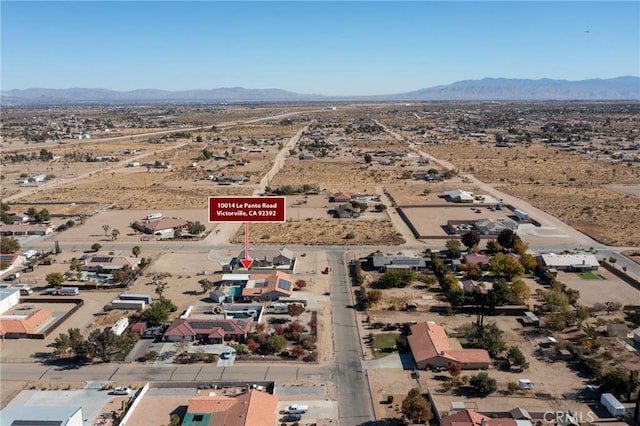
328, 251, 375, 426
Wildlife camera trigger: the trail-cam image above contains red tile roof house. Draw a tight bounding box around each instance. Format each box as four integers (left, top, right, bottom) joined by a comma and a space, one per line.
163, 318, 251, 343
440, 409, 520, 426
329, 191, 355, 202
131, 217, 189, 235
0, 308, 53, 339
408, 321, 491, 370
183, 389, 278, 426
241, 271, 294, 301
463, 254, 493, 270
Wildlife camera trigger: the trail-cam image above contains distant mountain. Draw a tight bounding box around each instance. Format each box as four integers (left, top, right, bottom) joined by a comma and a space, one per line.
2, 77, 638, 104
386, 76, 640, 101
0, 87, 327, 104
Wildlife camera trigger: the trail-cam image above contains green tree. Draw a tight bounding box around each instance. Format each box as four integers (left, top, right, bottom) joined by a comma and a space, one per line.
264, 334, 288, 354
600, 367, 634, 400
520, 253, 538, 271
497, 229, 518, 250
489, 252, 524, 280
486, 239, 502, 253
132, 246, 141, 258
198, 279, 214, 294
511, 279, 531, 305
507, 346, 529, 370
512, 238, 528, 256
0, 237, 20, 253
445, 239, 462, 259
35, 209, 50, 222
86, 327, 118, 362
470, 372, 497, 397
378, 269, 416, 289
45, 272, 65, 286
111, 229, 120, 241
142, 299, 176, 326
460, 263, 482, 280
488, 279, 514, 308
401, 388, 433, 424
187, 221, 206, 235
91, 243, 102, 252
461, 231, 481, 250
467, 323, 506, 357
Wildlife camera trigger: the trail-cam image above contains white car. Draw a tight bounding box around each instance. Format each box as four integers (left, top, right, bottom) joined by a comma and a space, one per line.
111, 386, 132, 395
220, 352, 233, 360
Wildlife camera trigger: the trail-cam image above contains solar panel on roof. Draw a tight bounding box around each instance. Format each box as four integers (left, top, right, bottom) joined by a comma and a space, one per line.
91, 256, 113, 263
277, 279, 292, 291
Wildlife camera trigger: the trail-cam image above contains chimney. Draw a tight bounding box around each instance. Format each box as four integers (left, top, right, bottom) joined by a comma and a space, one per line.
481, 419, 487, 426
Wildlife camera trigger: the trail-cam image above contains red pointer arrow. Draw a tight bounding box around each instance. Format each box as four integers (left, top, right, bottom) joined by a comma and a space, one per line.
240, 222, 253, 270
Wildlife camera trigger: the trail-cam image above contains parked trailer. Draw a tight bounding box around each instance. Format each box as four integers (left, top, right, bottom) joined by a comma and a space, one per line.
111, 299, 146, 310
119, 294, 153, 304
59, 287, 79, 296
146, 213, 162, 220
601, 393, 625, 417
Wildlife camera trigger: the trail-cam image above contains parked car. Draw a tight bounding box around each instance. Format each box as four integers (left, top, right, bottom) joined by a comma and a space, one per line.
110, 386, 132, 395
281, 414, 302, 422
3, 273, 20, 282
220, 352, 233, 359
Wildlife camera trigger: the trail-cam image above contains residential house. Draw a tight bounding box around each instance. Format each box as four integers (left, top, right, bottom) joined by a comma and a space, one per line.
132, 217, 189, 235
440, 409, 528, 426
83, 254, 140, 273
238, 247, 295, 269
0, 288, 20, 314
462, 253, 492, 270
461, 279, 492, 294
474, 218, 518, 235
0, 308, 53, 339
371, 255, 430, 272
0, 406, 84, 426
0, 253, 27, 271
407, 321, 491, 370
0, 223, 54, 236
329, 191, 355, 203
538, 254, 599, 271
241, 271, 295, 301
442, 189, 474, 203
163, 318, 251, 343
183, 389, 278, 425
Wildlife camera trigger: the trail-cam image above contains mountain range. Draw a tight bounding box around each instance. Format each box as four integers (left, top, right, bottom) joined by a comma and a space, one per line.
2, 76, 638, 104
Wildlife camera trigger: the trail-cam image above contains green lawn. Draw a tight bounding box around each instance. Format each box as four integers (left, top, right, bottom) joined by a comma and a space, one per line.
372, 333, 398, 359
576, 271, 602, 280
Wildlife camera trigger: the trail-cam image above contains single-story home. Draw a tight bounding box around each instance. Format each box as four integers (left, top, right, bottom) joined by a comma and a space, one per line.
0, 223, 54, 236
408, 321, 491, 370
462, 253, 492, 270
329, 191, 355, 202
184, 389, 278, 426
0, 406, 84, 426
163, 318, 251, 343
131, 217, 189, 235
474, 218, 518, 235
538, 253, 599, 271
371, 255, 430, 272
443, 189, 474, 203
241, 271, 295, 301
331, 204, 360, 219
238, 247, 295, 268
0, 308, 53, 339
461, 279, 492, 294
83, 254, 141, 273
440, 409, 530, 426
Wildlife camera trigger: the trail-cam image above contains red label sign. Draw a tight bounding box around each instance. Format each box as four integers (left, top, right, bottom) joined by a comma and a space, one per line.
208, 196, 286, 223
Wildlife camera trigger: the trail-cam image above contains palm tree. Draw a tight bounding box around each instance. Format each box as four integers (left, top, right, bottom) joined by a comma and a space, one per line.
111, 229, 120, 241
102, 224, 110, 237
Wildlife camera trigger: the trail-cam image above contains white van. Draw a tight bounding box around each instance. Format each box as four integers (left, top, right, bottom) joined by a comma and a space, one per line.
59, 287, 79, 296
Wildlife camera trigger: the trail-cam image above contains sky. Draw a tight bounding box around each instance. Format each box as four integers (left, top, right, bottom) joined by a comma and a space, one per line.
1, 1, 639, 96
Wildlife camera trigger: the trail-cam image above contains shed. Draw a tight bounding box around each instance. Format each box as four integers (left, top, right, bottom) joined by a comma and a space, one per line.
523, 311, 540, 327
